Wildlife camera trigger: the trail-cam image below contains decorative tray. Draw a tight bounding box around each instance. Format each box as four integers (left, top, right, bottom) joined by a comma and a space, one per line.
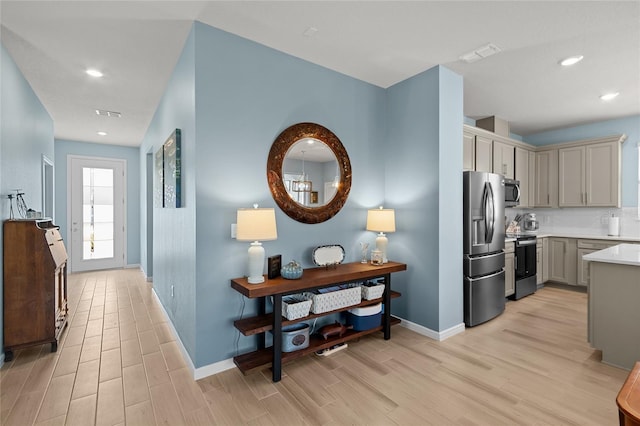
312, 245, 345, 266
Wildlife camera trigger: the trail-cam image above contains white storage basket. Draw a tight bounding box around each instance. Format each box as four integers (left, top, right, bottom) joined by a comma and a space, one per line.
303, 286, 361, 314
281, 295, 312, 320
361, 283, 385, 300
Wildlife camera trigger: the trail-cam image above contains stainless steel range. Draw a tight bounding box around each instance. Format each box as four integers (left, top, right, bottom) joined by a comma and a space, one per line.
514, 235, 537, 299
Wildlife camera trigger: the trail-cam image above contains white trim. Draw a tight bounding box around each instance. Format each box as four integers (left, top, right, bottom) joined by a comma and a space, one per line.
151, 289, 235, 380
398, 317, 465, 341
124, 263, 140, 269
41, 154, 54, 220
67, 155, 127, 272
194, 358, 236, 381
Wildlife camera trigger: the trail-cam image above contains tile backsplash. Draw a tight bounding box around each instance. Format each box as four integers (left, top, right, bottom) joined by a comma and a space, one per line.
507, 207, 640, 238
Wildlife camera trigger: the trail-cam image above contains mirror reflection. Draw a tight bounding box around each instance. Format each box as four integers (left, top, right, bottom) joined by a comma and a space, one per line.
282, 138, 339, 207
267, 122, 351, 224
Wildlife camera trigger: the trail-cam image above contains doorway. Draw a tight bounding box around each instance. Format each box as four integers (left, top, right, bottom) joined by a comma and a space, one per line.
68, 155, 126, 272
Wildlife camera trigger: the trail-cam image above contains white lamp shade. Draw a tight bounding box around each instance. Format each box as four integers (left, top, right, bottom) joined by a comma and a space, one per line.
366, 208, 396, 233
236, 208, 278, 241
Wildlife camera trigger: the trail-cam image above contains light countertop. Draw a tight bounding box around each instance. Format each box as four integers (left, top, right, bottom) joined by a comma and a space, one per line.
504, 230, 640, 243
582, 243, 640, 267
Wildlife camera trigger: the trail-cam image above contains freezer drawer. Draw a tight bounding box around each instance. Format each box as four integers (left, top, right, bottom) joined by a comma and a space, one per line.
464, 269, 506, 327
464, 251, 505, 277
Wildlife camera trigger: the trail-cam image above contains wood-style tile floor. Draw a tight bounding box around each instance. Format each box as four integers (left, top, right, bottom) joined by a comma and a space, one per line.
0, 269, 630, 425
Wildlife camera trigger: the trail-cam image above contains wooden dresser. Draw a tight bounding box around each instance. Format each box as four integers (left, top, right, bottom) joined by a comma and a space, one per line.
3, 219, 68, 361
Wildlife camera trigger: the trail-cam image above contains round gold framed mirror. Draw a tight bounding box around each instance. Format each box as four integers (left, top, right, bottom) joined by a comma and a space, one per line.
267, 123, 351, 224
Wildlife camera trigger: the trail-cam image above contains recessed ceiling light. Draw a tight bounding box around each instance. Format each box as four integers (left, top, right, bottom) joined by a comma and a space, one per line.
86, 68, 104, 78
97, 131, 107, 136
559, 55, 584, 66
600, 92, 620, 101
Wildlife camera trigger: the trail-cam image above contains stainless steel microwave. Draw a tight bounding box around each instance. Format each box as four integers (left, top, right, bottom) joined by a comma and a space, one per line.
504, 178, 520, 207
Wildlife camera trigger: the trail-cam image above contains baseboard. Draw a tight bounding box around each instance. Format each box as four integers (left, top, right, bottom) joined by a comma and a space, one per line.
125, 263, 140, 269
151, 289, 235, 380
399, 317, 465, 341
138, 265, 153, 282
152, 289, 197, 376
0, 352, 4, 368
194, 358, 236, 380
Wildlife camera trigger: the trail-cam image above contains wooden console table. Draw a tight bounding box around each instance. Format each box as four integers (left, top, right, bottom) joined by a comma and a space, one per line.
618, 362, 640, 426
230, 261, 407, 382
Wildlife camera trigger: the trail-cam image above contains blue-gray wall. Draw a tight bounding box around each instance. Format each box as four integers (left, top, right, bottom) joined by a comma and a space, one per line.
54, 139, 141, 266
139, 22, 389, 367
139, 28, 198, 361
524, 115, 640, 208
1, 44, 55, 362
385, 66, 464, 332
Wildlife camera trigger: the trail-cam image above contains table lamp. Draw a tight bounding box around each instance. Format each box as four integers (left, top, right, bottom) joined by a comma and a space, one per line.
236, 205, 278, 284
366, 206, 395, 263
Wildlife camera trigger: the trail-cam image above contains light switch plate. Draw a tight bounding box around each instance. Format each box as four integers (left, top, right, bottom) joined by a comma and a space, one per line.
231, 223, 237, 238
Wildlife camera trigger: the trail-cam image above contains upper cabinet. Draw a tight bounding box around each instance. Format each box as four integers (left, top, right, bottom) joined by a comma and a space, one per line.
515, 147, 531, 208
535, 149, 559, 208
463, 131, 475, 171
463, 130, 493, 172
558, 137, 623, 208
493, 141, 515, 179
474, 136, 493, 173
463, 124, 626, 210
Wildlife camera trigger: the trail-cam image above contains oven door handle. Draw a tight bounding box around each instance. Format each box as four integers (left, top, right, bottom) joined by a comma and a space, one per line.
516, 240, 537, 247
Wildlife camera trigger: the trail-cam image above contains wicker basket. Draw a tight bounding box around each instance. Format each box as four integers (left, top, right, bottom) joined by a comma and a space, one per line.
281, 295, 312, 320
361, 283, 385, 300
303, 286, 361, 314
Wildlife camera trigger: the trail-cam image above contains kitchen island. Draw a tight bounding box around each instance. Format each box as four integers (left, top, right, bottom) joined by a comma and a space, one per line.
583, 244, 640, 370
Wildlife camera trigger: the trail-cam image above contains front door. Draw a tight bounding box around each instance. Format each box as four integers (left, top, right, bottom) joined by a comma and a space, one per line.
68, 156, 125, 272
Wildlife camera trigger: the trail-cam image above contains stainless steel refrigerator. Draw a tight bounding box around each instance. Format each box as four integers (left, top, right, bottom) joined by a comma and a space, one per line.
463, 171, 506, 327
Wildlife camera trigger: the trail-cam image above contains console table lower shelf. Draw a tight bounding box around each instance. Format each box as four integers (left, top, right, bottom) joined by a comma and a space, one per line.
234, 316, 401, 375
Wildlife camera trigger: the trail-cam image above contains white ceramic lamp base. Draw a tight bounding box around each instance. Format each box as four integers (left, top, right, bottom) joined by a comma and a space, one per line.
247, 241, 265, 284
376, 232, 389, 264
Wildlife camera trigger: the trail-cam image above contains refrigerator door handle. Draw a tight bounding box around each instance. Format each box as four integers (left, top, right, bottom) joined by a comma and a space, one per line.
465, 268, 504, 282
484, 182, 495, 243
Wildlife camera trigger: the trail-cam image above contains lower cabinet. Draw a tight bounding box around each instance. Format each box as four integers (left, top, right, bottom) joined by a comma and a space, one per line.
505, 241, 515, 297
536, 242, 543, 285
577, 239, 636, 286
549, 237, 578, 285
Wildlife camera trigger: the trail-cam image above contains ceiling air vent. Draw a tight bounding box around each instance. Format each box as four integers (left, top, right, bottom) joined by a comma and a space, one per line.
459, 43, 502, 63
95, 109, 122, 118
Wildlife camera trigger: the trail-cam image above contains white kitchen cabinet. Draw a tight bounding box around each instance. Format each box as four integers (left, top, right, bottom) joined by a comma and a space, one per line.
515, 147, 531, 207
536, 238, 544, 285
493, 141, 515, 179
463, 131, 475, 171
558, 140, 620, 208
577, 239, 637, 286
549, 237, 577, 285
542, 237, 549, 283
534, 149, 558, 208
558, 146, 586, 207
586, 141, 619, 207
505, 241, 515, 297
475, 135, 493, 173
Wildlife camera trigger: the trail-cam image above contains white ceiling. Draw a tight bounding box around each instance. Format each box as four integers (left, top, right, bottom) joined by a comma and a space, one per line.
1, 1, 639, 147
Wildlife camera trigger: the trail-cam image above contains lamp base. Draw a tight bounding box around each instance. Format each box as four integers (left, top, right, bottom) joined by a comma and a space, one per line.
247, 241, 265, 284
376, 232, 389, 264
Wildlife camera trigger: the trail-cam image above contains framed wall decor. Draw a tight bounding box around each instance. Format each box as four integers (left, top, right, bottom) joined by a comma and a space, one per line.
310, 191, 318, 204
163, 129, 182, 208
154, 146, 164, 207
